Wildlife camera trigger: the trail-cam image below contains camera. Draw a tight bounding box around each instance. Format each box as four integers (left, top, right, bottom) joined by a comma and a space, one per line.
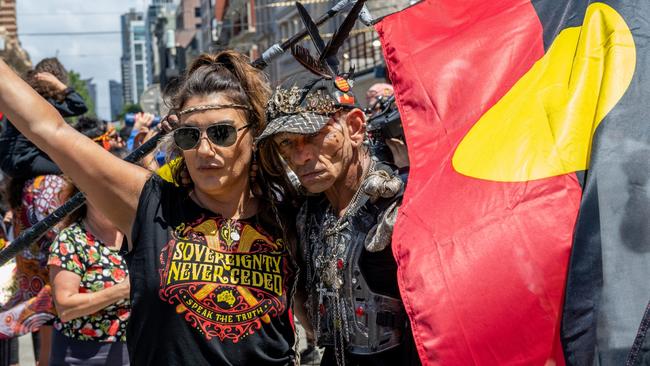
366, 95, 404, 163
124, 113, 162, 127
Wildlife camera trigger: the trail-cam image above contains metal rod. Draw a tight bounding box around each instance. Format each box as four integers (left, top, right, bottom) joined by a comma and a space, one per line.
0, 133, 164, 266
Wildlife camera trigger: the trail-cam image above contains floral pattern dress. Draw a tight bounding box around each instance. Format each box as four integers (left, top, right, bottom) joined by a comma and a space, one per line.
48, 221, 130, 342
0, 175, 65, 338
7, 175, 67, 307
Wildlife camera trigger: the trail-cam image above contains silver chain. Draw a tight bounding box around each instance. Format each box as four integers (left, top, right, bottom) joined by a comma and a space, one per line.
308, 160, 376, 366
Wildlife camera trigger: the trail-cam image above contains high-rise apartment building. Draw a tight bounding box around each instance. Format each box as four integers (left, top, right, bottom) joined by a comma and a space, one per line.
109, 80, 124, 121
174, 0, 202, 72
85, 78, 97, 115
0, 0, 17, 41
146, 0, 178, 84
120, 9, 148, 105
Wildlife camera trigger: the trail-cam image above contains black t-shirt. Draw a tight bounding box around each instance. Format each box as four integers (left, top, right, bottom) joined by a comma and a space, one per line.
128, 175, 298, 366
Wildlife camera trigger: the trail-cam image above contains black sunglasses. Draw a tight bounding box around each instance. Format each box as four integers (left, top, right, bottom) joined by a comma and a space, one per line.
173, 123, 251, 150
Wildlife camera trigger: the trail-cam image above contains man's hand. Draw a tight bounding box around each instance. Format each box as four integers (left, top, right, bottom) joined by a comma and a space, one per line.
386, 137, 410, 169
34, 72, 67, 93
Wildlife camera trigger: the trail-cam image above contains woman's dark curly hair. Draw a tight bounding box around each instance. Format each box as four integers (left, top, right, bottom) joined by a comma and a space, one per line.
24, 58, 69, 102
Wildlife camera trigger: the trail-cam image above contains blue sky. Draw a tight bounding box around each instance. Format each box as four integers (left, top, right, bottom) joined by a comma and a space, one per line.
17, 0, 146, 120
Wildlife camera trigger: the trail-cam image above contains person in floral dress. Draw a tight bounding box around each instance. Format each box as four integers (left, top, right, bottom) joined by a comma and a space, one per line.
47, 199, 130, 366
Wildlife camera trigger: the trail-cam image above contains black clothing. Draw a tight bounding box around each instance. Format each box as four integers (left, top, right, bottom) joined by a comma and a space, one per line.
50, 329, 129, 366
298, 163, 420, 366
320, 325, 420, 366
127, 175, 298, 366
0, 88, 87, 179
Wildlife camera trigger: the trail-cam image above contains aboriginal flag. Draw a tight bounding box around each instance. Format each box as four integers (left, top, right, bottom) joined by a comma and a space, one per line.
375, 0, 650, 365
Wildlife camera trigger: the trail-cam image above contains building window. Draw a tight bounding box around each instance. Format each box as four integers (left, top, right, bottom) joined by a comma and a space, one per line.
135, 64, 145, 101
195, 7, 201, 17
134, 44, 143, 61
133, 25, 145, 41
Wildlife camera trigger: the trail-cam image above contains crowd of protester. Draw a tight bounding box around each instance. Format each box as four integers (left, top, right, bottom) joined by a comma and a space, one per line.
0, 58, 138, 365
0, 31, 406, 366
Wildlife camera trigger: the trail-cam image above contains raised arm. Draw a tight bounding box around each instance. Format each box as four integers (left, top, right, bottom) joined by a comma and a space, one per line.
0, 60, 149, 237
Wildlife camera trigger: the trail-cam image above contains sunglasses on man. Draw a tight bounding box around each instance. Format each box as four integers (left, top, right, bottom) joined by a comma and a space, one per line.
173, 123, 251, 150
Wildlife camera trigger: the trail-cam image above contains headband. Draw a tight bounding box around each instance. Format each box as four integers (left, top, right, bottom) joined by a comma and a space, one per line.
177, 103, 251, 116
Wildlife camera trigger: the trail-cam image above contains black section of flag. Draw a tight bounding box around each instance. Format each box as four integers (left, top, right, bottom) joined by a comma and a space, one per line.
547, 0, 650, 364
531, 0, 587, 51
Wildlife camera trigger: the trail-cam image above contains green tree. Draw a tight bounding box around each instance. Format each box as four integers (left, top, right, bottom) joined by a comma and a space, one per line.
67, 70, 96, 118
117, 103, 143, 121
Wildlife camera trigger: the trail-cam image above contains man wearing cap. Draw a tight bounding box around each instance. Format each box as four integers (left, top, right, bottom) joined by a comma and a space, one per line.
257, 72, 420, 366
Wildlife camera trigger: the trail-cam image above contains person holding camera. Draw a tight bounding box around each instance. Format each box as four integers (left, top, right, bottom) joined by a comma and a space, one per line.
365, 83, 409, 171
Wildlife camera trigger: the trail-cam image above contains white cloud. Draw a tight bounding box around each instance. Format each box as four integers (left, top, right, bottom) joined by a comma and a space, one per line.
17, 0, 144, 119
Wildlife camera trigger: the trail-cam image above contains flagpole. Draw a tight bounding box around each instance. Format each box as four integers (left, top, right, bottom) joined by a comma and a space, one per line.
0, 134, 163, 266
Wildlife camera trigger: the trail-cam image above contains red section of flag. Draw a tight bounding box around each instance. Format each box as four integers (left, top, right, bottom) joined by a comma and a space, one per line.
376, 0, 581, 364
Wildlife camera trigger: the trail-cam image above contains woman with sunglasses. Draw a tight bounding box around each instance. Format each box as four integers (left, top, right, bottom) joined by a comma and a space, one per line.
0, 51, 299, 365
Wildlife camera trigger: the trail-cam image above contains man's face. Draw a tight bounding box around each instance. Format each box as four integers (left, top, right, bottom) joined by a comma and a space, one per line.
273, 118, 351, 193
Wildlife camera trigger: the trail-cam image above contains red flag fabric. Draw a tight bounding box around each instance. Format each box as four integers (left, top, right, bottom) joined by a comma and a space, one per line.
374, 0, 604, 364
376, 0, 650, 362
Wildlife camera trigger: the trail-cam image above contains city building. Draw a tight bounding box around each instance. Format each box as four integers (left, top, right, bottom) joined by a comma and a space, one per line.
218, 0, 265, 61
84, 78, 97, 115
174, 0, 202, 72
152, 6, 179, 89
120, 9, 148, 105
0, 0, 31, 73
217, 0, 410, 104
109, 80, 124, 120
198, 0, 220, 53
146, 0, 179, 84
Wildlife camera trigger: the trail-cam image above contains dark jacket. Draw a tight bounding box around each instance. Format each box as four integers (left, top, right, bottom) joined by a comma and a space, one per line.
0, 88, 87, 179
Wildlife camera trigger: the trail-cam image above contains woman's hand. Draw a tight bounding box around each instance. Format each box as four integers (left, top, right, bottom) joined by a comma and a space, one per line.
34, 72, 68, 93
50, 266, 130, 322
160, 113, 179, 133
116, 275, 131, 299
